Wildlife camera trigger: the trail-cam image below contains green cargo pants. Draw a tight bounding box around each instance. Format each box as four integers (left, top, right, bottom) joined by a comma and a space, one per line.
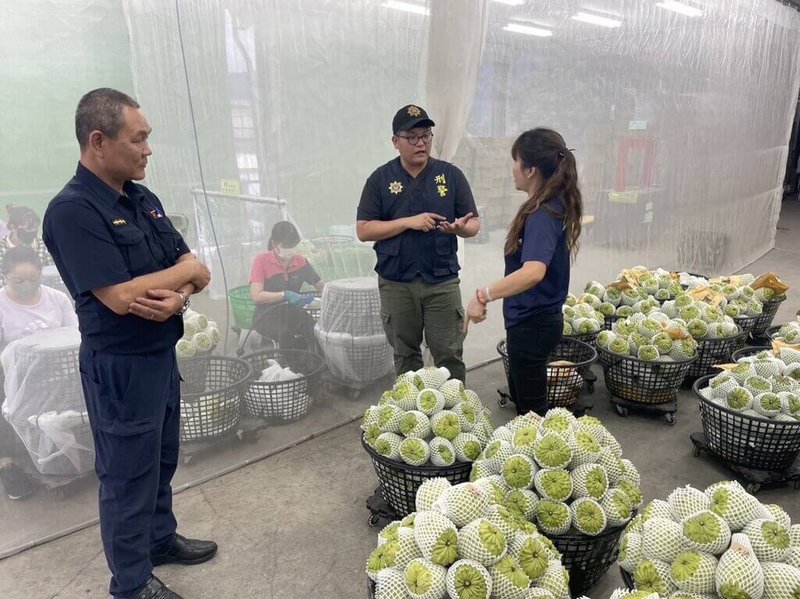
378, 276, 466, 382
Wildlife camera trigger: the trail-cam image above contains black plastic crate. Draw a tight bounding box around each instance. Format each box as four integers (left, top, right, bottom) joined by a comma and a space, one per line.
597, 345, 696, 404
692, 375, 800, 471
242, 349, 324, 422
362, 435, 472, 517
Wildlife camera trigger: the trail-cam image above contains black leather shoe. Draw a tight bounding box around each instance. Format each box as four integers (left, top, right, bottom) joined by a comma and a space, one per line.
133, 575, 183, 599
151, 534, 218, 567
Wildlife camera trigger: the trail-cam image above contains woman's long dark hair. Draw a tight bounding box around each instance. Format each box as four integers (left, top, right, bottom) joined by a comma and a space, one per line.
505, 128, 582, 261
267, 221, 300, 251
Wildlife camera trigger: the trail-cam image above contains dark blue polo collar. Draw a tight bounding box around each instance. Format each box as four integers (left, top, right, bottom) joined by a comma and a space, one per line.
74, 162, 145, 206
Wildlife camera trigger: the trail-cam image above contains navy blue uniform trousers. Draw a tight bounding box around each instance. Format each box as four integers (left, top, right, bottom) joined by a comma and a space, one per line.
506, 312, 564, 417
79, 345, 180, 597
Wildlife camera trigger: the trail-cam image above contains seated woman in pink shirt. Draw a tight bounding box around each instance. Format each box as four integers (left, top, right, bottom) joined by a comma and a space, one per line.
0, 246, 78, 500
249, 221, 325, 350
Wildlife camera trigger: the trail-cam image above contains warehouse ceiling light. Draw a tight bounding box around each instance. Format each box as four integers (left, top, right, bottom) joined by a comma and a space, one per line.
383, 1, 429, 16
571, 11, 622, 27
503, 23, 553, 37
656, 0, 703, 17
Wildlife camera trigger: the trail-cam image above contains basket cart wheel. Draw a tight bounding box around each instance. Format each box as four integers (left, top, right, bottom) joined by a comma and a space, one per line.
692, 377, 800, 480
665, 412, 676, 425
615, 404, 629, 417
794, 480, 800, 490
692, 444, 701, 457
497, 385, 511, 407
236, 429, 261, 443
368, 513, 382, 527
746, 482, 761, 495
586, 380, 595, 394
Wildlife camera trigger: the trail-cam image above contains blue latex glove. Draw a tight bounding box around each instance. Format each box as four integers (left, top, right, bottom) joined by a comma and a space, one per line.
283, 290, 304, 305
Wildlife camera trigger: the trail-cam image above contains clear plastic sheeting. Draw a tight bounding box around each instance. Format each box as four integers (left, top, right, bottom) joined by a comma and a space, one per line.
0, 328, 92, 477
1, 0, 800, 561
464, 0, 800, 286
191, 191, 288, 300
314, 278, 394, 385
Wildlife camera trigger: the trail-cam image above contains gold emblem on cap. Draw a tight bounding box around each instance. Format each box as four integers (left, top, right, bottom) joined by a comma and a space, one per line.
389, 181, 403, 195
407, 105, 422, 117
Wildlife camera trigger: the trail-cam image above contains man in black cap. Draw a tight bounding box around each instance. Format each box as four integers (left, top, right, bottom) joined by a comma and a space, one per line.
356, 104, 480, 382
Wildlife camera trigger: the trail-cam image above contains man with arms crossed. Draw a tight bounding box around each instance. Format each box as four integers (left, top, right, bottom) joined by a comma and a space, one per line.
44, 88, 215, 599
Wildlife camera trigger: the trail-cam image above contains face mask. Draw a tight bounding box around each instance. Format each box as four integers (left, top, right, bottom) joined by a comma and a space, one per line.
9, 281, 41, 300
15, 229, 37, 244
276, 246, 299, 259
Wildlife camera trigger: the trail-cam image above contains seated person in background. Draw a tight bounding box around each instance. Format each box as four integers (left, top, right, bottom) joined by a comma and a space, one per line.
0, 205, 53, 286
249, 221, 324, 350
0, 246, 78, 500
0, 246, 77, 347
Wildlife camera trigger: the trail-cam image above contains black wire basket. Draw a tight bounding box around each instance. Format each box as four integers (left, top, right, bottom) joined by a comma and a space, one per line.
766, 325, 782, 340
750, 297, 785, 339
179, 356, 250, 442
178, 347, 217, 394
361, 434, 472, 517
545, 520, 629, 597
693, 375, 800, 471
304, 301, 321, 324
603, 315, 619, 331
685, 328, 748, 379
733, 314, 760, 338
567, 331, 599, 347
497, 337, 597, 407
241, 349, 324, 422
596, 345, 696, 404
730, 345, 772, 362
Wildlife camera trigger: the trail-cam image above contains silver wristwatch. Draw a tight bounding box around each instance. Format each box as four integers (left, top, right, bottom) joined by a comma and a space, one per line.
176, 290, 191, 316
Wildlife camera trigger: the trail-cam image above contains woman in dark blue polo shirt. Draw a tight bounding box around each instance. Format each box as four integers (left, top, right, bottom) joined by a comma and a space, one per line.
465, 128, 583, 416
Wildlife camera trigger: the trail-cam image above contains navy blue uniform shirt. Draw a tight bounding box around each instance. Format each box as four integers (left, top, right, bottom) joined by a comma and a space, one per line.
503, 198, 570, 329
43, 163, 190, 355
357, 157, 477, 283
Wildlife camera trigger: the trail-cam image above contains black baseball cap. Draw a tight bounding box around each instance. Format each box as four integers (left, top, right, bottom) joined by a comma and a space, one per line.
392, 104, 435, 133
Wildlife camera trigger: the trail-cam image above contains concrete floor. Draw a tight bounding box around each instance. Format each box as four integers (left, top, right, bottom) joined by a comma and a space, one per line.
1, 200, 799, 598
